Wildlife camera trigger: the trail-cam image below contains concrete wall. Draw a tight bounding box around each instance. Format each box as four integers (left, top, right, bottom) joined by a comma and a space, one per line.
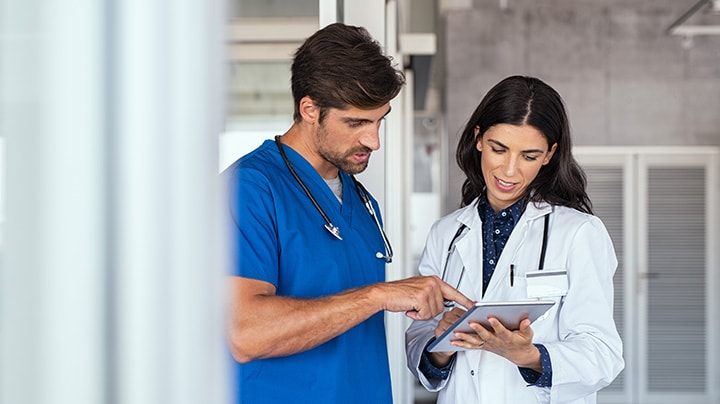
441, 0, 720, 212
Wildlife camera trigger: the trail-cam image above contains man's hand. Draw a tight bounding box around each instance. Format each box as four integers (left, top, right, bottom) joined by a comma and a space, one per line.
228, 275, 473, 363
375, 275, 473, 320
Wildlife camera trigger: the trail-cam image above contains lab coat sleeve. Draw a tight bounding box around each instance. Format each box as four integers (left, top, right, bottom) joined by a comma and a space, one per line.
405, 219, 453, 392
545, 216, 625, 403
406, 320, 450, 391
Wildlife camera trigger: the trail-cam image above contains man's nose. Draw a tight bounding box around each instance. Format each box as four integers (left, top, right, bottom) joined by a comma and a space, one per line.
359, 127, 381, 151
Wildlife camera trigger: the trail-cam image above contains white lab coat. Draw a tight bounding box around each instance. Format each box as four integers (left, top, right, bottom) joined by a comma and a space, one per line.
406, 200, 624, 404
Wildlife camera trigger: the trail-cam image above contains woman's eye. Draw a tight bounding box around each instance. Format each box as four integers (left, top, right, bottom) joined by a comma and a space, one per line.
524, 154, 539, 161
491, 148, 504, 154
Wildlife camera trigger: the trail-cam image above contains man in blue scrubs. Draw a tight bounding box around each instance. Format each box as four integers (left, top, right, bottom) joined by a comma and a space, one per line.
223, 23, 472, 403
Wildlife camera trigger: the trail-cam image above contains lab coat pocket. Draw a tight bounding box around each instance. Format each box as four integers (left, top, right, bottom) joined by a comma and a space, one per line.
525, 269, 568, 299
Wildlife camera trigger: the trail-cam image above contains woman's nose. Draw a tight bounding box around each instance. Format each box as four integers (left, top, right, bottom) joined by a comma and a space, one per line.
503, 155, 518, 176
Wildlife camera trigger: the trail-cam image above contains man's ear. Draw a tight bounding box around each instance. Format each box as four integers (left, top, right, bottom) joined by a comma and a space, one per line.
299, 96, 318, 124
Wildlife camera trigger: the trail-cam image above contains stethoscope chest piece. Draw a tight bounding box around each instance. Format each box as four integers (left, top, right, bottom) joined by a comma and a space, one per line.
325, 223, 343, 240
275, 135, 392, 261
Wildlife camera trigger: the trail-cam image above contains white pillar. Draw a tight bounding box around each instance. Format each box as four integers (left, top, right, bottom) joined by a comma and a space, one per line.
0, 1, 107, 403
112, 1, 228, 403
0, 1, 229, 403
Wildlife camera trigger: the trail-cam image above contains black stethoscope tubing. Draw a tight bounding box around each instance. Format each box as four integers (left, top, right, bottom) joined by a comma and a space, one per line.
439, 224, 468, 289
275, 136, 394, 263
276, 136, 341, 239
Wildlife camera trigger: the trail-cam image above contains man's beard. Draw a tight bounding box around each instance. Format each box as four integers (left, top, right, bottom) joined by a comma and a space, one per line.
316, 124, 372, 175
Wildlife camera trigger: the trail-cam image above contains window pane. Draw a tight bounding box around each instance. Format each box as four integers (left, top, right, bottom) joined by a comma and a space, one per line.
227, 61, 293, 119
231, 0, 319, 18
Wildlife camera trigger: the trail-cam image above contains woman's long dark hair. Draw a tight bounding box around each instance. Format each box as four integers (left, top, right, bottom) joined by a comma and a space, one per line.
455, 75, 592, 214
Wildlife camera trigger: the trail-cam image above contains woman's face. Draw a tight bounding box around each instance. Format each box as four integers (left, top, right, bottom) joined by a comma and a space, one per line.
476, 123, 557, 212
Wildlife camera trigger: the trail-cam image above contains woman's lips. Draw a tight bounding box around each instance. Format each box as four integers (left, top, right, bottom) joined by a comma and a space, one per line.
495, 176, 516, 191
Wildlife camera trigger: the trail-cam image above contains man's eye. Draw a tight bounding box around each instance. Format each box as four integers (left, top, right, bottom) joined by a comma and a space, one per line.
348, 121, 363, 128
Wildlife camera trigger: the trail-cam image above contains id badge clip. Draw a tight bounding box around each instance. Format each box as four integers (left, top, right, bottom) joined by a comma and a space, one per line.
526, 269, 568, 298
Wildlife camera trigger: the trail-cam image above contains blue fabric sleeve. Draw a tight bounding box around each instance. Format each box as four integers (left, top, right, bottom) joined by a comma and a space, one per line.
226, 164, 280, 285
518, 343, 552, 387
418, 338, 456, 380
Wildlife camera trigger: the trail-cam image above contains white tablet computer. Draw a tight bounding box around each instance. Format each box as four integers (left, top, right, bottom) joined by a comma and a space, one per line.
427, 300, 555, 352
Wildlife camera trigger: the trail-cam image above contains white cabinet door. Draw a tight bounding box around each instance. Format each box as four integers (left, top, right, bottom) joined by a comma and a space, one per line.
577, 148, 719, 404
637, 153, 718, 404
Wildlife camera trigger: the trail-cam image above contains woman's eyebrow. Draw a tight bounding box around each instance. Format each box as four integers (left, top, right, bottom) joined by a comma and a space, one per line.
487, 139, 508, 149
487, 138, 544, 154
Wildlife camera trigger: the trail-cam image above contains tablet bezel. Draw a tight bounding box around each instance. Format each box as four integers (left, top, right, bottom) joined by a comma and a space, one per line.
426, 300, 555, 352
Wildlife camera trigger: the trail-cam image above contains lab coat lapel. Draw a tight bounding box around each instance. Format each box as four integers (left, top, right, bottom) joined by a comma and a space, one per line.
452, 205, 484, 301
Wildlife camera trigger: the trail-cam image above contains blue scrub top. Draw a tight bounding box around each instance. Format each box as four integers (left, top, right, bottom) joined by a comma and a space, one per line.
224, 139, 393, 404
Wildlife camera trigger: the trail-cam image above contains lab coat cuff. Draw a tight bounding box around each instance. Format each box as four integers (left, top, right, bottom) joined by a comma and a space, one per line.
518, 343, 553, 387
417, 337, 454, 391
419, 337, 456, 380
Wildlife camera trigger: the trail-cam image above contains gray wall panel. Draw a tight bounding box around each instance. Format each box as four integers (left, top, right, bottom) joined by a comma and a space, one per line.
442, 0, 720, 212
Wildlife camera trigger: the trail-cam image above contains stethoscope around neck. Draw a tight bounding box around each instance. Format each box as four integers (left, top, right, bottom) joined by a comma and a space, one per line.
275, 136, 394, 263
440, 211, 550, 306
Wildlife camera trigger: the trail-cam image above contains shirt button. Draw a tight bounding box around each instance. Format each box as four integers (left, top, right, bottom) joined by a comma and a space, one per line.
489, 259, 495, 265
501, 212, 507, 217
470, 370, 475, 376
494, 229, 500, 235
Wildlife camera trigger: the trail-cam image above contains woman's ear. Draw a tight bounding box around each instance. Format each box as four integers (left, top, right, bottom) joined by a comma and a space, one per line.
543, 143, 558, 165
474, 126, 482, 152
299, 96, 318, 124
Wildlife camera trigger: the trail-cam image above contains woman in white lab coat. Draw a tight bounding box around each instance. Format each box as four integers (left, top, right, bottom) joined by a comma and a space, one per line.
405, 76, 624, 404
